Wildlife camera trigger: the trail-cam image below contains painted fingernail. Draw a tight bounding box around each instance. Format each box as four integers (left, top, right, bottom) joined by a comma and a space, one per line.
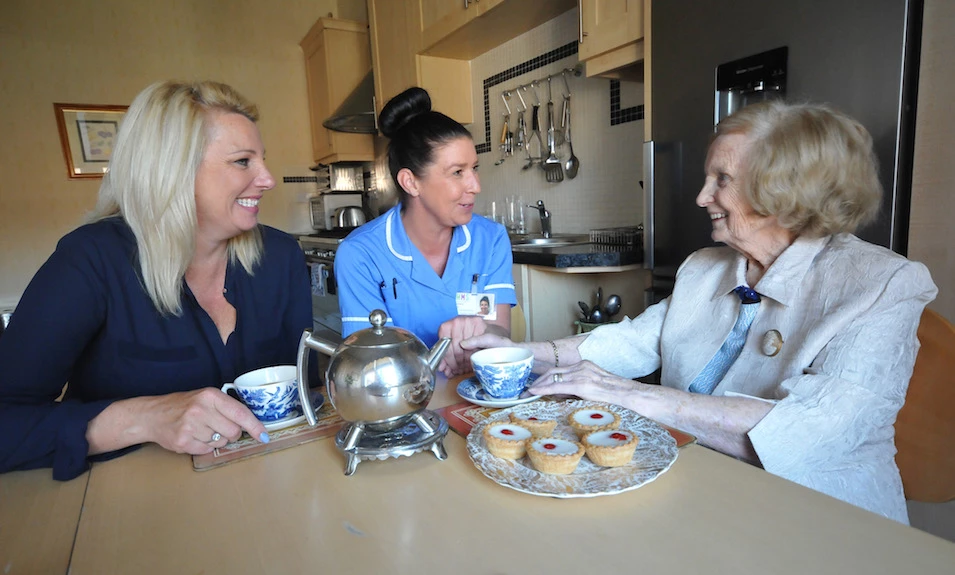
259, 432, 271, 443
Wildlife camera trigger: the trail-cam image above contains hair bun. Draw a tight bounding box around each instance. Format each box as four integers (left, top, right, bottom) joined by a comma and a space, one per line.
379, 87, 432, 138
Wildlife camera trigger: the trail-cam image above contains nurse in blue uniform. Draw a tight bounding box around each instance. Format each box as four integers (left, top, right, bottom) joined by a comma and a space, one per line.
336, 87, 516, 376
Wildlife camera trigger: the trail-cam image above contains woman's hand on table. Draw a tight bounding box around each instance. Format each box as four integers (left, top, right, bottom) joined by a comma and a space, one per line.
87, 389, 269, 456
144, 389, 269, 452
530, 360, 639, 403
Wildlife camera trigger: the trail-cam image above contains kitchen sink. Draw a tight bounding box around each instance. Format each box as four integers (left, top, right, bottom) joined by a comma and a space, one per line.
509, 233, 591, 248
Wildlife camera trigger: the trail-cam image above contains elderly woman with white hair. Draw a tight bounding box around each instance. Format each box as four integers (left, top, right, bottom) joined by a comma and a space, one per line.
464, 101, 937, 523
0, 81, 313, 480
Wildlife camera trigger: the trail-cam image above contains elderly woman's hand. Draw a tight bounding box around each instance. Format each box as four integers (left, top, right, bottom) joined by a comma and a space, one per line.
530, 360, 638, 404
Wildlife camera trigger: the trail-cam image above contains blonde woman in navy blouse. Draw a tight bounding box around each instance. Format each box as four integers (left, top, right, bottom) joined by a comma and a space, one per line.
0, 81, 313, 479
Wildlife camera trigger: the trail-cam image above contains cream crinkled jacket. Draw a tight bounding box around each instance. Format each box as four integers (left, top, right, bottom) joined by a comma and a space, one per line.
578, 234, 937, 523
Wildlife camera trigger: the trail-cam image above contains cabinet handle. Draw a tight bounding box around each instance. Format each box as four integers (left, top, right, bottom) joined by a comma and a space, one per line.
464, 0, 469, 8
373, 95, 378, 133
578, 1, 586, 43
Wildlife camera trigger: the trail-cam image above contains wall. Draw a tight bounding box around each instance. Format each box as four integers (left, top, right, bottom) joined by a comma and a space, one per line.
908, 0, 954, 324
0, 0, 366, 309
905, 0, 955, 542
465, 10, 645, 236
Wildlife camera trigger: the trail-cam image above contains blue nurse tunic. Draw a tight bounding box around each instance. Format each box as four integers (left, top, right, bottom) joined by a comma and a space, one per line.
335, 205, 517, 346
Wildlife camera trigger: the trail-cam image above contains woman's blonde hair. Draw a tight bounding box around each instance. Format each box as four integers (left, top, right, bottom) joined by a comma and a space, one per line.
716, 100, 882, 237
90, 80, 264, 315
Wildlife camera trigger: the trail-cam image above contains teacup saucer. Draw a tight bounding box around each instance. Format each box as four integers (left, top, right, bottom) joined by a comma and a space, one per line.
261, 391, 325, 432
457, 374, 541, 408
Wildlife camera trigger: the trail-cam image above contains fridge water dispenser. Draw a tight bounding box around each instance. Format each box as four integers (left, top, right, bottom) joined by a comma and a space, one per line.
715, 46, 788, 126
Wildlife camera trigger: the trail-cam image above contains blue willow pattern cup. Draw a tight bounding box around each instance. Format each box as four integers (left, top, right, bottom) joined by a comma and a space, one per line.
470, 347, 534, 399
221, 365, 301, 422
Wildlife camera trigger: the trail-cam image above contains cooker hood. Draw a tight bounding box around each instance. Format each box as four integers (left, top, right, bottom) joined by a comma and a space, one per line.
323, 71, 377, 134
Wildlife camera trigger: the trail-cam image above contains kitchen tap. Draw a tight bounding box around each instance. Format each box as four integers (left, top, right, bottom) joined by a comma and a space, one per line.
528, 200, 552, 238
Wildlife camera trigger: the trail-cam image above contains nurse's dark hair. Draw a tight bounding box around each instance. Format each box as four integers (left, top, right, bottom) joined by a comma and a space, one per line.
378, 87, 472, 204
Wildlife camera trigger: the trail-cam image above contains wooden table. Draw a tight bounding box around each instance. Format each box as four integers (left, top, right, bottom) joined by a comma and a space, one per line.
4, 376, 955, 574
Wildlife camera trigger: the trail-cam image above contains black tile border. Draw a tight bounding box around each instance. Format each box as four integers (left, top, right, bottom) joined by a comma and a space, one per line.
283, 176, 318, 183
475, 42, 643, 155
476, 41, 578, 155
610, 80, 644, 125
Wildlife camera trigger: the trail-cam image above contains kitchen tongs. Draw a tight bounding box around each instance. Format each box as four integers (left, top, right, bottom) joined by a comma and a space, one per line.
521, 84, 544, 171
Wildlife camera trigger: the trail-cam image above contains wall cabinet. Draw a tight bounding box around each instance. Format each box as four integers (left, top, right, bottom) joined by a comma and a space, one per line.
366, 0, 473, 124
513, 264, 650, 342
419, 0, 574, 60
578, 0, 645, 79
300, 18, 374, 164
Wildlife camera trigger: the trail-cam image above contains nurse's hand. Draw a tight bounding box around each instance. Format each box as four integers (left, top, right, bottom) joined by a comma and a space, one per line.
437, 315, 491, 377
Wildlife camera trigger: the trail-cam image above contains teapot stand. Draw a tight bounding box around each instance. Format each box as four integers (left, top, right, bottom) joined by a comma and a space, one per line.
334, 410, 449, 476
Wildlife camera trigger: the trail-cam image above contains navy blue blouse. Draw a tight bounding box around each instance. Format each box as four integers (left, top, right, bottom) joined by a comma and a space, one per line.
0, 217, 313, 480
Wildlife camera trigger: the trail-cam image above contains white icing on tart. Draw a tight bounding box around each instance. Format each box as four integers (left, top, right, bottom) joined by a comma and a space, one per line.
530, 438, 580, 455
571, 409, 614, 426
585, 430, 634, 446
487, 423, 532, 441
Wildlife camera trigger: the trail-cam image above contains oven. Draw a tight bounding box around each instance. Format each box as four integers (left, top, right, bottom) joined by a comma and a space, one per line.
299, 229, 354, 347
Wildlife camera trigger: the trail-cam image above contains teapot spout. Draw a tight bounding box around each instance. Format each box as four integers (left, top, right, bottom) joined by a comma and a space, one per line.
426, 337, 452, 372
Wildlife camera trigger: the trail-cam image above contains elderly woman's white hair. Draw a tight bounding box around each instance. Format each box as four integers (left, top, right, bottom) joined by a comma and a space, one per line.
716, 100, 882, 237
90, 81, 264, 316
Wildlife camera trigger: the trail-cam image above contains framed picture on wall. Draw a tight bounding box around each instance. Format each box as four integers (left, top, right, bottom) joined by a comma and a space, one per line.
53, 103, 128, 179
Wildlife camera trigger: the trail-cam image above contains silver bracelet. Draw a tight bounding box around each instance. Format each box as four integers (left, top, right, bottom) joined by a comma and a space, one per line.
548, 340, 559, 368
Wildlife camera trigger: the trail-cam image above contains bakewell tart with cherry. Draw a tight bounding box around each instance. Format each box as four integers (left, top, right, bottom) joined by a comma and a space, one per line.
508, 412, 558, 438
483, 422, 533, 459
582, 429, 640, 467
567, 407, 621, 439
526, 437, 585, 474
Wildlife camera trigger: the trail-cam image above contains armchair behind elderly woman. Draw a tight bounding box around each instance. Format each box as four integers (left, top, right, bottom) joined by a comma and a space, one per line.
462, 100, 937, 523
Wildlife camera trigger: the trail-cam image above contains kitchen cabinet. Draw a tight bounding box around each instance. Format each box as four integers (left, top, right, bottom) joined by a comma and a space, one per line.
366, 0, 473, 124
513, 264, 650, 342
578, 0, 646, 79
300, 18, 374, 164
419, 0, 575, 60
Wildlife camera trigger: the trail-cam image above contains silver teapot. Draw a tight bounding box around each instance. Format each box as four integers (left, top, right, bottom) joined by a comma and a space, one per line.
296, 310, 451, 431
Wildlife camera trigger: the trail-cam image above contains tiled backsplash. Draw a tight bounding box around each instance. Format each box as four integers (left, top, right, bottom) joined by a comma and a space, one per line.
466, 10, 645, 235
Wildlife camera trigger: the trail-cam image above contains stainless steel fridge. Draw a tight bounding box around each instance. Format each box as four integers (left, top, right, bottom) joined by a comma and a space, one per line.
643, 0, 923, 299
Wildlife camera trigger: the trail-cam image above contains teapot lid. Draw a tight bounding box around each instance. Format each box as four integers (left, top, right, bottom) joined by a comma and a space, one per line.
344, 309, 422, 348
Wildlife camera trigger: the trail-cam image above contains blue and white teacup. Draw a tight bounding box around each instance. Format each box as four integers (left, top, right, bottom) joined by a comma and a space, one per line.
470, 347, 534, 399
221, 365, 301, 422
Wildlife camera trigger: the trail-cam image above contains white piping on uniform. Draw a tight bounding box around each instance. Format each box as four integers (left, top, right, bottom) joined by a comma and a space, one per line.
484, 283, 515, 291
456, 225, 472, 253
385, 212, 413, 261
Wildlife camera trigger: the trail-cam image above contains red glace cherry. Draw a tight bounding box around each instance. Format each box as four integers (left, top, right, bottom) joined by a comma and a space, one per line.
528, 417, 539, 421
543, 443, 557, 450
501, 428, 515, 436
589, 413, 605, 420
610, 432, 628, 441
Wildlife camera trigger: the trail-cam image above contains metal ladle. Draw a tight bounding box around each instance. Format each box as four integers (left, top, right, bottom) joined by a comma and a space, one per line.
561, 71, 580, 179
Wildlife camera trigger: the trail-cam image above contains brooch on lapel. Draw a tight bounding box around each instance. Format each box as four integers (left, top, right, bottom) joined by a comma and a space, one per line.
762, 330, 784, 357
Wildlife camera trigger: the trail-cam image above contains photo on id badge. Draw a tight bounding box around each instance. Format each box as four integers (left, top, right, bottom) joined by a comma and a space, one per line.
456, 292, 496, 320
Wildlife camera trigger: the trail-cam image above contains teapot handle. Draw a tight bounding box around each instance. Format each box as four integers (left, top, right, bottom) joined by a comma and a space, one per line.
296, 329, 338, 426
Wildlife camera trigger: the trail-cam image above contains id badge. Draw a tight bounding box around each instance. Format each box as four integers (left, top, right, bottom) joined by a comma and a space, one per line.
456, 292, 496, 320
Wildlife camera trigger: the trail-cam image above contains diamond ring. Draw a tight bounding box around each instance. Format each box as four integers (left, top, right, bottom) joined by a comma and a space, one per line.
553, 373, 562, 383
209, 432, 222, 443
